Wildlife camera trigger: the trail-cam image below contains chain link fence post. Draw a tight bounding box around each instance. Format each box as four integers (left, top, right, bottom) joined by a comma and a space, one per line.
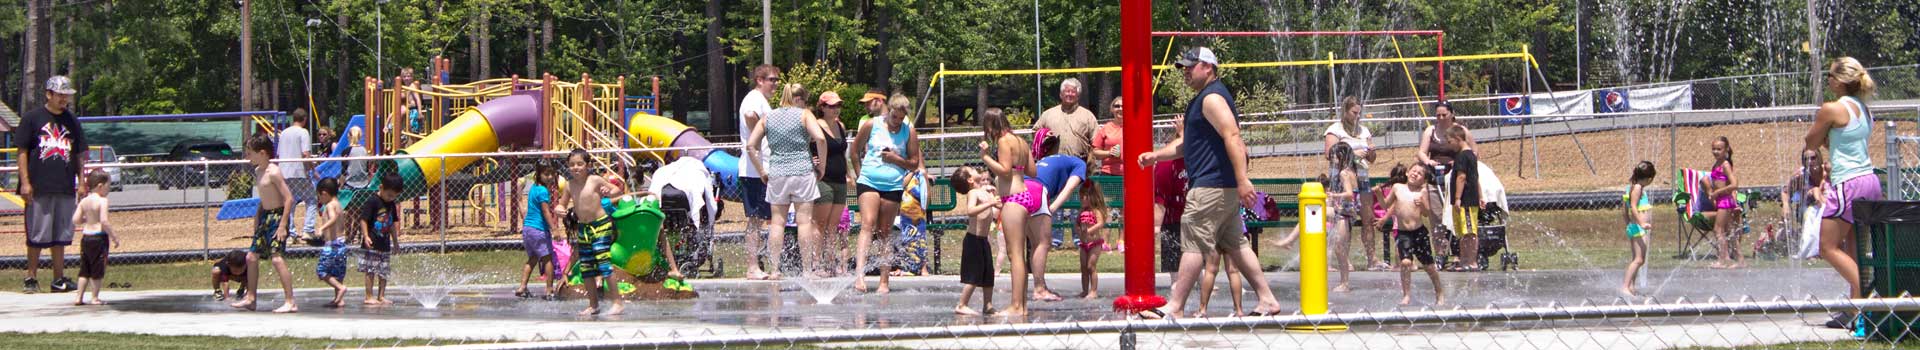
439, 155, 448, 254
202, 162, 212, 260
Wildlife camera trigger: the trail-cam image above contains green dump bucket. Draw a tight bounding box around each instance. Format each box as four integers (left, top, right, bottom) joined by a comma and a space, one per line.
1854, 200, 1920, 341
609, 197, 665, 275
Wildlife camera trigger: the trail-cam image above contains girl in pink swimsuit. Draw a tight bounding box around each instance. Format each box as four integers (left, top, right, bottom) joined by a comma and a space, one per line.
1708, 136, 1744, 269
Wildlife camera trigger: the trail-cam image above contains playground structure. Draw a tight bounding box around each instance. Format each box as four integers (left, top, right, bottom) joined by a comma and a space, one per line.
331, 57, 741, 234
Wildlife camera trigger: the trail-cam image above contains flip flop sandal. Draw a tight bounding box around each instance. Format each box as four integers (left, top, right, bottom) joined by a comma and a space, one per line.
1136, 308, 1170, 320
513, 290, 531, 298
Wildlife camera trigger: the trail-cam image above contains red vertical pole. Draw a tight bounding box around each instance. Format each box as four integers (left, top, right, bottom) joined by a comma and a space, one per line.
1113, 0, 1166, 313
1437, 33, 1447, 100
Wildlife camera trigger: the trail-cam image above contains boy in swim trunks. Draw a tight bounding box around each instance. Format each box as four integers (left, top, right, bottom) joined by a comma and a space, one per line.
360, 173, 404, 305
1380, 164, 1445, 306
72, 171, 117, 306
314, 178, 351, 307
562, 149, 625, 316
234, 133, 299, 313
950, 167, 1000, 315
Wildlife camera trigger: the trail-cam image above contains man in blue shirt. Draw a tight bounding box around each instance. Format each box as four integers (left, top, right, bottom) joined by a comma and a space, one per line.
1136, 47, 1283, 319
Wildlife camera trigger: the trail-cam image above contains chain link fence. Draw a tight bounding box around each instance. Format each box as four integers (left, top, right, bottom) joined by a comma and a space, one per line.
5, 102, 1920, 348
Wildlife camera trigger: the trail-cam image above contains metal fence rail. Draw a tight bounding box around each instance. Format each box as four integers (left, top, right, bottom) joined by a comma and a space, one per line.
385, 297, 1920, 350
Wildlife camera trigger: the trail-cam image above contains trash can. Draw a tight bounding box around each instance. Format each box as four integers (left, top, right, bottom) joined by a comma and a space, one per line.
1852, 200, 1920, 340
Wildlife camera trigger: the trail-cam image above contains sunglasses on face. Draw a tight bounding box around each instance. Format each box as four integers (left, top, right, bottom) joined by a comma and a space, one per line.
824, 104, 842, 109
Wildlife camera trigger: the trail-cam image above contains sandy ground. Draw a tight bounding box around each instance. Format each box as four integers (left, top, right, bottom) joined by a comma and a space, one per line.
1252, 121, 1918, 192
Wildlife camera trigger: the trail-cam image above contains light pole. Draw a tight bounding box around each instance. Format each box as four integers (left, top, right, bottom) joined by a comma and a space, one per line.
306, 18, 321, 126
377, 0, 389, 81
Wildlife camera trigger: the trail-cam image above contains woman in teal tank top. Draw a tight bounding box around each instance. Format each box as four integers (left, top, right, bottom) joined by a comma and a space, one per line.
1804, 57, 1880, 307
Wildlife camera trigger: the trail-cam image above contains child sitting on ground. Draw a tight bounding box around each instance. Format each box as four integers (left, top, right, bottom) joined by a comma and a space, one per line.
211, 249, 248, 301
1621, 161, 1656, 296
360, 173, 405, 305
72, 171, 118, 306
950, 167, 1000, 316
314, 178, 351, 307
1075, 183, 1112, 299
233, 133, 299, 313
1380, 164, 1446, 306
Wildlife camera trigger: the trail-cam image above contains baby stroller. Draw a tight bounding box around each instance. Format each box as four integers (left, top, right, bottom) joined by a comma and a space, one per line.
660, 184, 723, 278
1670, 168, 1756, 260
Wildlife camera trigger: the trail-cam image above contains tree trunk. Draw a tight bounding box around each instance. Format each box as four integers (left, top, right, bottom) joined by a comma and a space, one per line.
468, 14, 480, 81
1073, 30, 1088, 109
975, 80, 988, 128
338, 14, 351, 114
241, 0, 253, 110
871, 2, 892, 92
525, 18, 536, 77
707, 0, 734, 135
22, 0, 50, 110
478, 11, 491, 79
670, 31, 691, 123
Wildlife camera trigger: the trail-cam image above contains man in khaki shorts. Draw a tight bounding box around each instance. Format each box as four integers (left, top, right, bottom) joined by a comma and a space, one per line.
1136, 47, 1283, 319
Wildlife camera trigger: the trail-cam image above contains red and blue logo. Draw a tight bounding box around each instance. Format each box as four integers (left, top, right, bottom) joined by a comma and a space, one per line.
1598, 89, 1631, 113
1499, 96, 1531, 116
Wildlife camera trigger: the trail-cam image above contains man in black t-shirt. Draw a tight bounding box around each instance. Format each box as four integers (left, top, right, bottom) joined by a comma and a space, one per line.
15, 76, 87, 294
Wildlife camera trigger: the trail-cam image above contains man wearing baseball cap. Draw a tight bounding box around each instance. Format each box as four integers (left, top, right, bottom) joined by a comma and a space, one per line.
858, 90, 887, 124
1138, 47, 1284, 319
16, 75, 88, 293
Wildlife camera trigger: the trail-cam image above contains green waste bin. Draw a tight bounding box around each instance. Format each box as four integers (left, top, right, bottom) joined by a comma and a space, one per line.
1854, 200, 1920, 341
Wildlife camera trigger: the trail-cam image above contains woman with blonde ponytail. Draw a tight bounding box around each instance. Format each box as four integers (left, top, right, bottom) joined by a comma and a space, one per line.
1803, 57, 1879, 329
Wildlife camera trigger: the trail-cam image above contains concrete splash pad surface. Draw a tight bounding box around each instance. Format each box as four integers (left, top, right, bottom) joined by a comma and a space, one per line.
0, 268, 1859, 347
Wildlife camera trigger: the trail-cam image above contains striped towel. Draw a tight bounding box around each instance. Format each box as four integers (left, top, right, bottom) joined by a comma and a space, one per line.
1678, 168, 1710, 217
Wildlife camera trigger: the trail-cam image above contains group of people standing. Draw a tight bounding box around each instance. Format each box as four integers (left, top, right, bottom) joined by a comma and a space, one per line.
731, 65, 926, 295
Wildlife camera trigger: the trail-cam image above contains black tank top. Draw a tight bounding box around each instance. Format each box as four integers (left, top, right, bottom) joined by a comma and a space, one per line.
814, 123, 850, 182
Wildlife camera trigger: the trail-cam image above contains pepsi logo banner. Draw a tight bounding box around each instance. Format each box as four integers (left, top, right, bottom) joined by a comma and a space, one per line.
1499, 96, 1531, 116
1598, 89, 1631, 113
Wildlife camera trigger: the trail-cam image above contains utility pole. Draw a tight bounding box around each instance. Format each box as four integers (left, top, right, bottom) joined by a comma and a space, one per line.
1806, 0, 1823, 104
241, 0, 253, 110
1034, 0, 1043, 114
763, 0, 772, 65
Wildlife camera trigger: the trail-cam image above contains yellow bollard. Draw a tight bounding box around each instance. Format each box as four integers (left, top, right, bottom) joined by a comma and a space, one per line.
1289, 182, 1346, 331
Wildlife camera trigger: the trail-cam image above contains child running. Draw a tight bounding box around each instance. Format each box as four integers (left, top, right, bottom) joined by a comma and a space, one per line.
71, 171, 116, 306
360, 173, 404, 305
233, 133, 299, 313
517, 164, 560, 299
950, 167, 1000, 316
1075, 183, 1111, 299
563, 149, 625, 315
1381, 164, 1445, 305
314, 178, 351, 307
1708, 136, 1745, 269
1621, 161, 1656, 296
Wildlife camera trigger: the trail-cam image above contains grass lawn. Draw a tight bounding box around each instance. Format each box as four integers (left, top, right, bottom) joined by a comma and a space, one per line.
1672, 339, 1920, 349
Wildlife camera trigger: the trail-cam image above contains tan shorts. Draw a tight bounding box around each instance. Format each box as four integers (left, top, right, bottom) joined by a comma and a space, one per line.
764, 175, 821, 205
1180, 187, 1247, 254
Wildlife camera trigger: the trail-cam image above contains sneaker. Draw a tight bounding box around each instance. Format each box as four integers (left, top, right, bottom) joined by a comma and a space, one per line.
50, 277, 76, 293
22, 278, 37, 294
1825, 313, 1855, 330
